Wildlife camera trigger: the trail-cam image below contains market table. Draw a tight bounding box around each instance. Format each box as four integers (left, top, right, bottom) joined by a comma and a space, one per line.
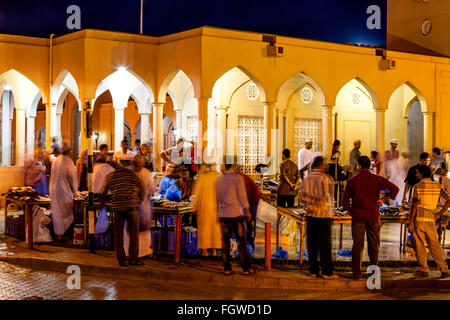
276, 206, 411, 265
151, 205, 196, 263
4, 196, 51, 249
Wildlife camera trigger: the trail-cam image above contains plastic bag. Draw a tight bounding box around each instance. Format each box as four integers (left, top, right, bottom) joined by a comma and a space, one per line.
272, 246, 288, 259
232, 244, 253, 258
94, 207, 109, 236
406, 230, 416, 249
337, 249, 352, 256
164, 182, 181, 202
32, 205, 52, 243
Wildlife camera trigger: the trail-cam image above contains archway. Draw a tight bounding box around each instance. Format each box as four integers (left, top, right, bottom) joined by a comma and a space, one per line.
211, 67, 267, 175
0, 70, 42, 166
335, 78, 378, 165
387, 82, 426, 166
94, 68, 154, 151
277, 72, 326, 161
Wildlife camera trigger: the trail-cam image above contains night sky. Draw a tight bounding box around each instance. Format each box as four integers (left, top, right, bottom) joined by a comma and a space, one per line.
0, 0, 386, 46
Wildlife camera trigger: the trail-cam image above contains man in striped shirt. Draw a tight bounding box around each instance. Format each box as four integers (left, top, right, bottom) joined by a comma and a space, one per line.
300, 156, 338, 279
100, 166, 145, 266
409, 165, 449, 277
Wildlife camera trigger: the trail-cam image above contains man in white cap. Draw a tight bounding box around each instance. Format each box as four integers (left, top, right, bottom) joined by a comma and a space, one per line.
298, 139, 314, 179
385, 139, 400, 179
349, 140, 362, 177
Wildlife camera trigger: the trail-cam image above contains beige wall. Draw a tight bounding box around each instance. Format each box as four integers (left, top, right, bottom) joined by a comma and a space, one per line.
387, 0, 450, 57
0, 26, 449, 178
0, 166, 24, 194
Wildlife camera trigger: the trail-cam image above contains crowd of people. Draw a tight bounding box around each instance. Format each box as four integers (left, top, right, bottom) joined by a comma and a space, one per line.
22, 134, 450, 278
292, 138, 449, 279
23, 137, 262, 274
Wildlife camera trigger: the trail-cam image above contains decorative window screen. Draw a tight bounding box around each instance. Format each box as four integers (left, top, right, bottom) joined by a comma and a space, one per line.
294, 118, 321, 156
237, 115, 265, 175
352, 91, 361, 105
187, 116, 198, 142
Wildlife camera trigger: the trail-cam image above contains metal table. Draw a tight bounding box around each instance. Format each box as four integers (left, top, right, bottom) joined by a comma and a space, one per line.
276, 207, 410, 266
151, 205, 196, 263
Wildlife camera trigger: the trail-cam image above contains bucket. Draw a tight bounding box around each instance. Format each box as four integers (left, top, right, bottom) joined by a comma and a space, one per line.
73, 224, 84, 245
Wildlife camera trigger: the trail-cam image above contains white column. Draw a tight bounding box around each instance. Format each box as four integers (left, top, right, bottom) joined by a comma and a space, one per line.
215, 106, 227, 161
175, 109, 183, 139
26, 115, 36, 155
140, 113, 151, 144
376, 109, 386, 176
423, 111, 434, 154
277, 108, 286, 172
322, 105, 333, 159
15, 108, 26, 166
50, 103, 57, 139
152, 103, 164, 173
196, 98, 209, 164
56, 112, 62, 144
114, 107, 125, 151
1, 92, 11, 166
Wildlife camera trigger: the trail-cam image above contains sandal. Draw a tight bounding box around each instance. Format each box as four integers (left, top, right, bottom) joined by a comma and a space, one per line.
129, 260, 144, 266
242, 268, 257, 275
223, 270, 234, 276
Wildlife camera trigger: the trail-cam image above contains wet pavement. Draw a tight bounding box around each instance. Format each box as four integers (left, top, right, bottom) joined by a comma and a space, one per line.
1, 212, 450, 300
253, 221, 450, 261
0, 261, 449, 300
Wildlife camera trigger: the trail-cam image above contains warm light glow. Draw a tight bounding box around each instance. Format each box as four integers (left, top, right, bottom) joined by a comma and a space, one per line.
117, 66, 127, 72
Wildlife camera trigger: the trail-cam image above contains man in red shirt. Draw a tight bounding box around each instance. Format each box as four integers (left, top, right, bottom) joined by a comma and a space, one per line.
237, 168, 262, 251
343, 156, 399, 280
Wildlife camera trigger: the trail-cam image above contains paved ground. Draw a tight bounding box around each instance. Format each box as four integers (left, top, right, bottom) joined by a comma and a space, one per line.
0, 235, 449, 300
253, 222, 450, 261
1, 261, 450, 300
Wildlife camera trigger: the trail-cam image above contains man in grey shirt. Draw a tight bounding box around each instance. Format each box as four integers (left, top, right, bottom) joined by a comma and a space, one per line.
349, 140, 361, 177
216, 161, 255, 275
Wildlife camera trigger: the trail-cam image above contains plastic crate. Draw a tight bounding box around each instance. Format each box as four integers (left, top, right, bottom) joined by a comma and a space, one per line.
151, 229, 168, 251
168, 230, 198, 255
6, 214, 25, 240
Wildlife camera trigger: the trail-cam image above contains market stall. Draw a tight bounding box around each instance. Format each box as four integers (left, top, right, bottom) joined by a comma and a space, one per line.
276, 205, 412, 265
151, 198, 196, 263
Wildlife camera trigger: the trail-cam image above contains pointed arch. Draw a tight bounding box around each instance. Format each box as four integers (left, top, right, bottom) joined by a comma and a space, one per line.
277, 72, 326, 107
210, 66, 267, 104
0, 69, 41, 112
158, 68, 195, 106
93, 68, 154, 113
335, 77, 379, 109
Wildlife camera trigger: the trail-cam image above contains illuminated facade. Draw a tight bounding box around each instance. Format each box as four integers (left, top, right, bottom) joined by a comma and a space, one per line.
0, 26, 449, 189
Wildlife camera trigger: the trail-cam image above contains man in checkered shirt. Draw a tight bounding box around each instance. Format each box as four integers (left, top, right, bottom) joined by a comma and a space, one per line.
409, 165, 450, 277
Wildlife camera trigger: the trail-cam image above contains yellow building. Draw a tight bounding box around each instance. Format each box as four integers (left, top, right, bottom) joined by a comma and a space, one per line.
0, 25, 449, 189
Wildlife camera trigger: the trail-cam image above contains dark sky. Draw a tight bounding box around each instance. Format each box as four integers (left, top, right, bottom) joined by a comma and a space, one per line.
0, 0, 386, 46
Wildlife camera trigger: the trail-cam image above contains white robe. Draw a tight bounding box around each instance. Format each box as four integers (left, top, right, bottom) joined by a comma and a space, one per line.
298, 148, 313, 178
387, 157, 408, 204
93, 163, 115, 193
124, 168, 156, 258
49, 155, 78, 236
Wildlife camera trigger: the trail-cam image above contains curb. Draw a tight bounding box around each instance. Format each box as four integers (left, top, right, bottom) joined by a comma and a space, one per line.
0, 256, 369, 292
